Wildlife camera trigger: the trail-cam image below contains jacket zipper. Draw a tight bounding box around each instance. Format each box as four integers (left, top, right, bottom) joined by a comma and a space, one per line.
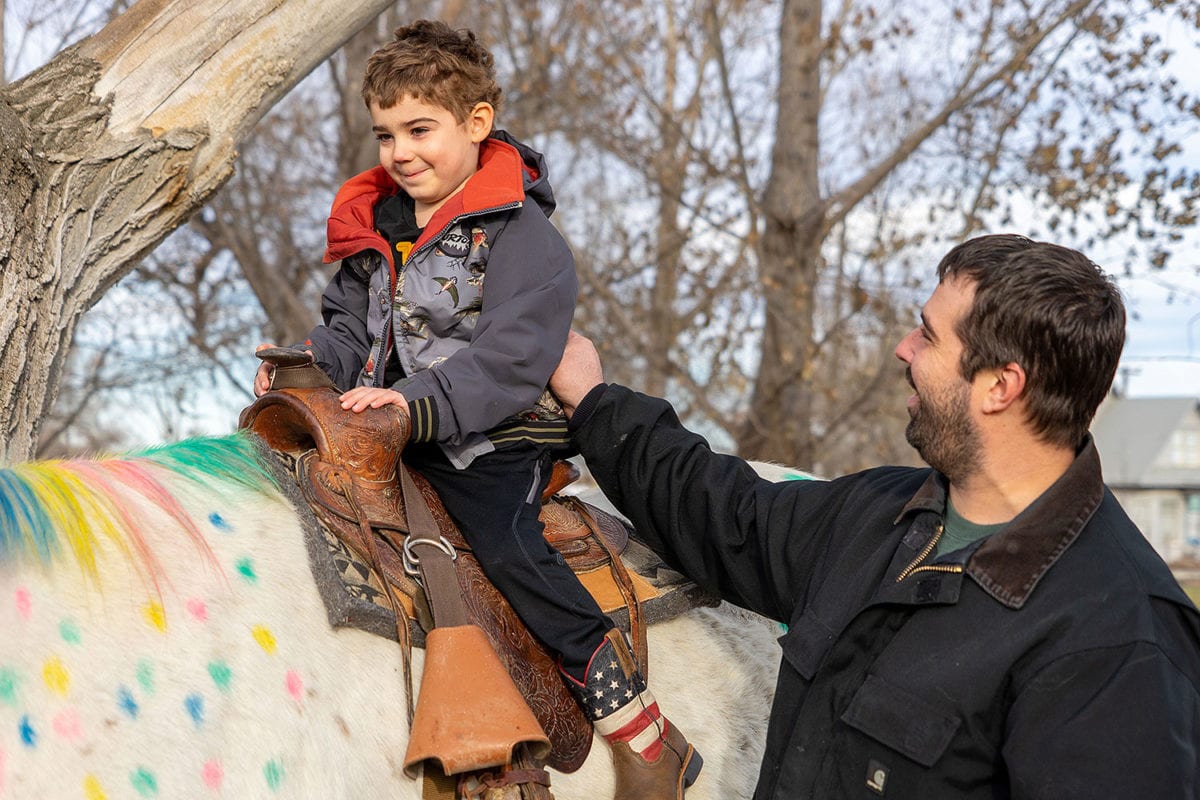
895, 522, 965, 582
371, 259, 394, 388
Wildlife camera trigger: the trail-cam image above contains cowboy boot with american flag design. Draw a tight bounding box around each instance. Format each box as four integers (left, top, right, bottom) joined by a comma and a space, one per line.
565, 629, 703, 799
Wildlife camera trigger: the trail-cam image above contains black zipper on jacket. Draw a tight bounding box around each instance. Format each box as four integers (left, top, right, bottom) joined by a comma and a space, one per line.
370, 258, 394, 388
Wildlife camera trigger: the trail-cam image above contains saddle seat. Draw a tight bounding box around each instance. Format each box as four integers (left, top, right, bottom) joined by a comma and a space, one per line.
239, 384, 652, 773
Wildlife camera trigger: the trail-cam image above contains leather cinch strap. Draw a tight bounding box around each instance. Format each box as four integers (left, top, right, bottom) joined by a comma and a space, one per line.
398, 463, 470, 629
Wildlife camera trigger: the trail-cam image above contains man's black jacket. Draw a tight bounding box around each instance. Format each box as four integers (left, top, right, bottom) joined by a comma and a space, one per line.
573, 385, 1200, 799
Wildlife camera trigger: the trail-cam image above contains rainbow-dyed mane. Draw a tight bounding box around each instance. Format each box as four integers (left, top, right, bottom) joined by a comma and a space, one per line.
0, 432, 281, 592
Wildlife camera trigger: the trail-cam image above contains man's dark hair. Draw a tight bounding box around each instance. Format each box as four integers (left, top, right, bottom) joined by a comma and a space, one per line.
936, 234, 1126, 448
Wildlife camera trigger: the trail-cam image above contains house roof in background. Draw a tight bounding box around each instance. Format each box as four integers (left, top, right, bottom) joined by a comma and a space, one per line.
1091, 396, 1200, 486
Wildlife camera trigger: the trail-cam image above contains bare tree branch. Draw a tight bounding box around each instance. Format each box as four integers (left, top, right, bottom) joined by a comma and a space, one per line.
821, 0, 1097, 237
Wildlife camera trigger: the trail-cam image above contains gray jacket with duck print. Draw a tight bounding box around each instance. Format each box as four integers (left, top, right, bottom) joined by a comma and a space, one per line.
304, 131, 575, 467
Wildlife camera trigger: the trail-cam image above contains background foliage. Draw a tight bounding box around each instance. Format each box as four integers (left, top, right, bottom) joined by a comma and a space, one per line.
7, 0, 1199, 473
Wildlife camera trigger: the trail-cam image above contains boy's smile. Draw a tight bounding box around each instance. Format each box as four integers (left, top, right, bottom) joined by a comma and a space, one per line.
369, 96, 494, 226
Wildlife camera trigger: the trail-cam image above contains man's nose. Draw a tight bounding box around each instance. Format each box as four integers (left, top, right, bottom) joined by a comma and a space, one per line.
895, 328, 918, 363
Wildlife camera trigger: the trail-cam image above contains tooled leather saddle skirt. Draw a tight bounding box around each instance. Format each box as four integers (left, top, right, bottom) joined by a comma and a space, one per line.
239, 385, 662, 772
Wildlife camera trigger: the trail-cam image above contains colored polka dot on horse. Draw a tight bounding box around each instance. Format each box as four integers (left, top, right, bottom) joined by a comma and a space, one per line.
42, 657, 70, 697
252, 626, 277, 654
52, 708, 82, 741
18, 715, 36, 747
285, 670, 303, 705
59, 618, 82, 645
141, 602, 167, 633
14, 589, 31, 622
117, 686, 139, 719
207, 661, 232, 693
186, 598, 208, 622
83, 774, 107, 800
201, 760, 223, 790
184, 693, 204, 727
235, 558, 258, 583
208, 512, 231, 531
130, 767, 158, 797
136, 661, 155, 694
264, 759, 285, 791
0, 667, 19, 706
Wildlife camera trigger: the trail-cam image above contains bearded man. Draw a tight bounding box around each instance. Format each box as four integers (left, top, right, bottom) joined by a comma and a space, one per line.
550, 234, 1200, 799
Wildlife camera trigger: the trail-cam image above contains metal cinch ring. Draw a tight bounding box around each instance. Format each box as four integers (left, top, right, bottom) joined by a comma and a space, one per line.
401, 535, 457, 577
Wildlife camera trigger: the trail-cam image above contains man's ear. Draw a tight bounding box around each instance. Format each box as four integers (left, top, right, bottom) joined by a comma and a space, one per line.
981, 361, 1026, 414
467, 102, 495, 143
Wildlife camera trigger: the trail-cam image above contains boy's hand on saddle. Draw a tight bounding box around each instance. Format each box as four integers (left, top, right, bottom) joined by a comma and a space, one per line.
253, 343, 278, 397
253, 345, 320, 395
339, 386, 408, 413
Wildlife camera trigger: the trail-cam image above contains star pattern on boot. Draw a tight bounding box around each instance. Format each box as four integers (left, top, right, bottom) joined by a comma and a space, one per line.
585, 656, 646, 719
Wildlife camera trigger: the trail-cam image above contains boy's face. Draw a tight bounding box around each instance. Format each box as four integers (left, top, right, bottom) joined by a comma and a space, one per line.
369, 96, 494, 222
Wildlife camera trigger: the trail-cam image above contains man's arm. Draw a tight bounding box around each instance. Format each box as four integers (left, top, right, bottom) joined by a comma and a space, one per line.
552, 333, 833, 621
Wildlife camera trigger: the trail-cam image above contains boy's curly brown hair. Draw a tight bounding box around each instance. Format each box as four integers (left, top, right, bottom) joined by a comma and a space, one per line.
361, 19, 502, 123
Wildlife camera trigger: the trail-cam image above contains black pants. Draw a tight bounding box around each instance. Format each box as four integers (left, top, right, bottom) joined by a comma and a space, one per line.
403, 442, 613, 681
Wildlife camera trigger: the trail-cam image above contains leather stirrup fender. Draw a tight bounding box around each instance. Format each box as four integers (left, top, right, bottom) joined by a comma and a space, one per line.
404, 624, 551, 777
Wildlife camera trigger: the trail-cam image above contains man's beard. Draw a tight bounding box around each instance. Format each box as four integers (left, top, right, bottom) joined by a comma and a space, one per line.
904, 371, 982, 480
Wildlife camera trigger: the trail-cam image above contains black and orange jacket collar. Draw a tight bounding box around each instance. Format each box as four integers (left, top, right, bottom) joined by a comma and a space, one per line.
322, 134, 539, 269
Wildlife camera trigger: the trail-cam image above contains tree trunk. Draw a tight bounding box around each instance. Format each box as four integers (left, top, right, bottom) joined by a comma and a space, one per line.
0, 0, 392, 462
644, 10, 686, 400
0, 0, 6, 86
736, 0, 823, 466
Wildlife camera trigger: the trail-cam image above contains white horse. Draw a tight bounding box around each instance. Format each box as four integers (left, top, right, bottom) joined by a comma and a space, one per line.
0, 433, 784, 799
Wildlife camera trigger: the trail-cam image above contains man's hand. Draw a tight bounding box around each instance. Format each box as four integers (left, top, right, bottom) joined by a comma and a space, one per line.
253, 343, 277, 397
340, 386, 408, 413
550, 331, 605, 419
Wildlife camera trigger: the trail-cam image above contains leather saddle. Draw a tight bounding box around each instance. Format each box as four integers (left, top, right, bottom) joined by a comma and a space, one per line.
239, 375, 646, 773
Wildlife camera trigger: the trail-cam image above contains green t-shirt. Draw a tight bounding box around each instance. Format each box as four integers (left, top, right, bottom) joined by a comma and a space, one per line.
937, 499, 1007, 557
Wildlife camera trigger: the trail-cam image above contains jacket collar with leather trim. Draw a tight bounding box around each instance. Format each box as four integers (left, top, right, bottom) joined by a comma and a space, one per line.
895, 436, 1106, 609
322, 135, 533, 267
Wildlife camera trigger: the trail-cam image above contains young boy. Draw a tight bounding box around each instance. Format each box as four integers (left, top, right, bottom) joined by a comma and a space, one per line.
253, 20, 700, 798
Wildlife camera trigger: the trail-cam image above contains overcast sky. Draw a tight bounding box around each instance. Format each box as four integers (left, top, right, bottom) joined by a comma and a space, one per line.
1109, 15, 1200, 399
1117, 268, 1200, 397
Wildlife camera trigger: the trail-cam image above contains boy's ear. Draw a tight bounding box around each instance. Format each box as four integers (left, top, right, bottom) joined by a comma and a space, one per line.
467, 102, 495, 143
